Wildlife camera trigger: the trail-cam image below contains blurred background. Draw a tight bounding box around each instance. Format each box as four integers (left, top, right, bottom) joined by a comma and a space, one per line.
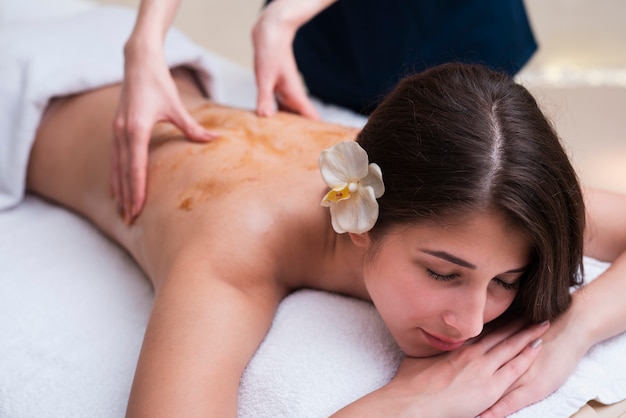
98, 0, 626, 194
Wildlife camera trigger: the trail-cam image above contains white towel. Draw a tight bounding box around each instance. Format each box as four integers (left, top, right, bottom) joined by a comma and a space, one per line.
0, 2, 624, 417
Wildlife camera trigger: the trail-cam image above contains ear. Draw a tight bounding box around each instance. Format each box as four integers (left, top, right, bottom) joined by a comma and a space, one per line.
348, 232, 372, 249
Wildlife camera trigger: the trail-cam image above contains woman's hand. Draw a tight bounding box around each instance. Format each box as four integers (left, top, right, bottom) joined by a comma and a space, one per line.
111, 0, 217, 223
112, 45, 216, 223
480, 310, 588, 417
252, 0, 332, 120
333, 320, 550, 418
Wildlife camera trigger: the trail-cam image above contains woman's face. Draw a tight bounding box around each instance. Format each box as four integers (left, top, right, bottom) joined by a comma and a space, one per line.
362, 211, 531, 357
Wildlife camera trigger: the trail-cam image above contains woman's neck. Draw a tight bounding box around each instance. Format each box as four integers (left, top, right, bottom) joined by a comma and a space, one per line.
301, 226, 371, 301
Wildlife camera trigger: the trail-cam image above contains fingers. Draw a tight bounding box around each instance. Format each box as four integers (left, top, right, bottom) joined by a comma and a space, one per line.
112, 97, 216, 223
480, 385, 542, 418
491, 333, 543, 385
169, 99, 218, 143
124, 128, 149, 222
275, 68, 320, 119
260, 79, 320, 120
110, 132, 121, 211
462, 323, 547, 418
484, 321, 549, 365
275, 85, 320, 120
256, 72, 277, 118
254, 55, 320, 120
112, 116, 151, 224
472, 319, 529, 352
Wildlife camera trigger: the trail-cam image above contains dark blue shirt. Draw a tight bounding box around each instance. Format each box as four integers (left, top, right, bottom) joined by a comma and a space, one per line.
266, 0, 537, 114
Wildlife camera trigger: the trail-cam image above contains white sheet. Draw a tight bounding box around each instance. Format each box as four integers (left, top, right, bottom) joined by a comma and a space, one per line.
1, 2, 625, 417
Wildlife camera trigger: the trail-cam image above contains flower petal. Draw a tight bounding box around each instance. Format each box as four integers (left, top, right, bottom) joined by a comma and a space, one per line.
362, 163, 385, 198
329, 186, 379, 234
355, 186, 380, 232
319, 142, 369, 187
328, 204, 348, 234
329, 197, 360, 234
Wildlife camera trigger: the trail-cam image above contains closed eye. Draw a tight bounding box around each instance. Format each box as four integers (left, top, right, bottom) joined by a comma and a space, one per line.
426, 269, 457, 282
493, 278, 519, 291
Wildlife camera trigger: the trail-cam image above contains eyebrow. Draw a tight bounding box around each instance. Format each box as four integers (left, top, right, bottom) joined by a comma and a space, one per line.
419, 249, 527, 274
420, 249, 476, 269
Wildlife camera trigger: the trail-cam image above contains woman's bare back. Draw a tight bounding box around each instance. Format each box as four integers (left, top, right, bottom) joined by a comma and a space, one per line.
27, 73, 360, 290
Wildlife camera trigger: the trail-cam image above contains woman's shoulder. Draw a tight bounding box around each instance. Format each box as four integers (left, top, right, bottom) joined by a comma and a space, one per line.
144, 193, 327, 293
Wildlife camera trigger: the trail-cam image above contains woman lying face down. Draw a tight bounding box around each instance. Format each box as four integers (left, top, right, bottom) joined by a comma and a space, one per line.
29, 62, 619, 418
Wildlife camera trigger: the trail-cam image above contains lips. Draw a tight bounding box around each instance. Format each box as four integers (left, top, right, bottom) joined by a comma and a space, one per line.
421, 329, 466, 351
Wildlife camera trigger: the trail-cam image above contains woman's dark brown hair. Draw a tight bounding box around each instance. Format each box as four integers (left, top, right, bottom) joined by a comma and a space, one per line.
357, 63, 585, 322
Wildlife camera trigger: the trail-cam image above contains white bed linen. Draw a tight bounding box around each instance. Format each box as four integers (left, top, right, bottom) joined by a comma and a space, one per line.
1, 1, 625, 417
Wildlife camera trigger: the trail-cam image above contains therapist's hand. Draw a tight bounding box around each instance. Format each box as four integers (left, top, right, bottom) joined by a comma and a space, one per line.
252, 0, 320, 120
112, 44, 217, 223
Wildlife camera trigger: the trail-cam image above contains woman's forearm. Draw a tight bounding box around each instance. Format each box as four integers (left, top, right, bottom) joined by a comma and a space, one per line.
127, 0, 182, 52
259, 0, 338, 35
573, 251, 626, 348
578, 188, 626, 348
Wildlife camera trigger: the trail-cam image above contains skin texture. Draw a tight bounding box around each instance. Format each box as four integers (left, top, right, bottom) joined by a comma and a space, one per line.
27, 71, 626, 418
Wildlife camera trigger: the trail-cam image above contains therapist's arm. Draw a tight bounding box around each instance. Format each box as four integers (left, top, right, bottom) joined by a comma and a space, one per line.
252, 0, 337, 119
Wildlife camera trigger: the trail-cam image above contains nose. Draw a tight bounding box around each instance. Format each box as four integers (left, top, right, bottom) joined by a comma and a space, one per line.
442, 288, 486, 339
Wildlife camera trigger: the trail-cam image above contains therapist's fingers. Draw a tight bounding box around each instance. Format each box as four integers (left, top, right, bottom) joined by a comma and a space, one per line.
111, 116, 127, 220
167, 99, 218, 143
125, 126, 150, 222
255, 52, 320, 120
274, 77, 320, 120
112, 115, 150, 224
255, 64, 277, 118
110, 133, 122, 213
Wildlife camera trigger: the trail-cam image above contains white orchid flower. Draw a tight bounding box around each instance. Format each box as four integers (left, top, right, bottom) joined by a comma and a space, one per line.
319, 141, 385, 234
